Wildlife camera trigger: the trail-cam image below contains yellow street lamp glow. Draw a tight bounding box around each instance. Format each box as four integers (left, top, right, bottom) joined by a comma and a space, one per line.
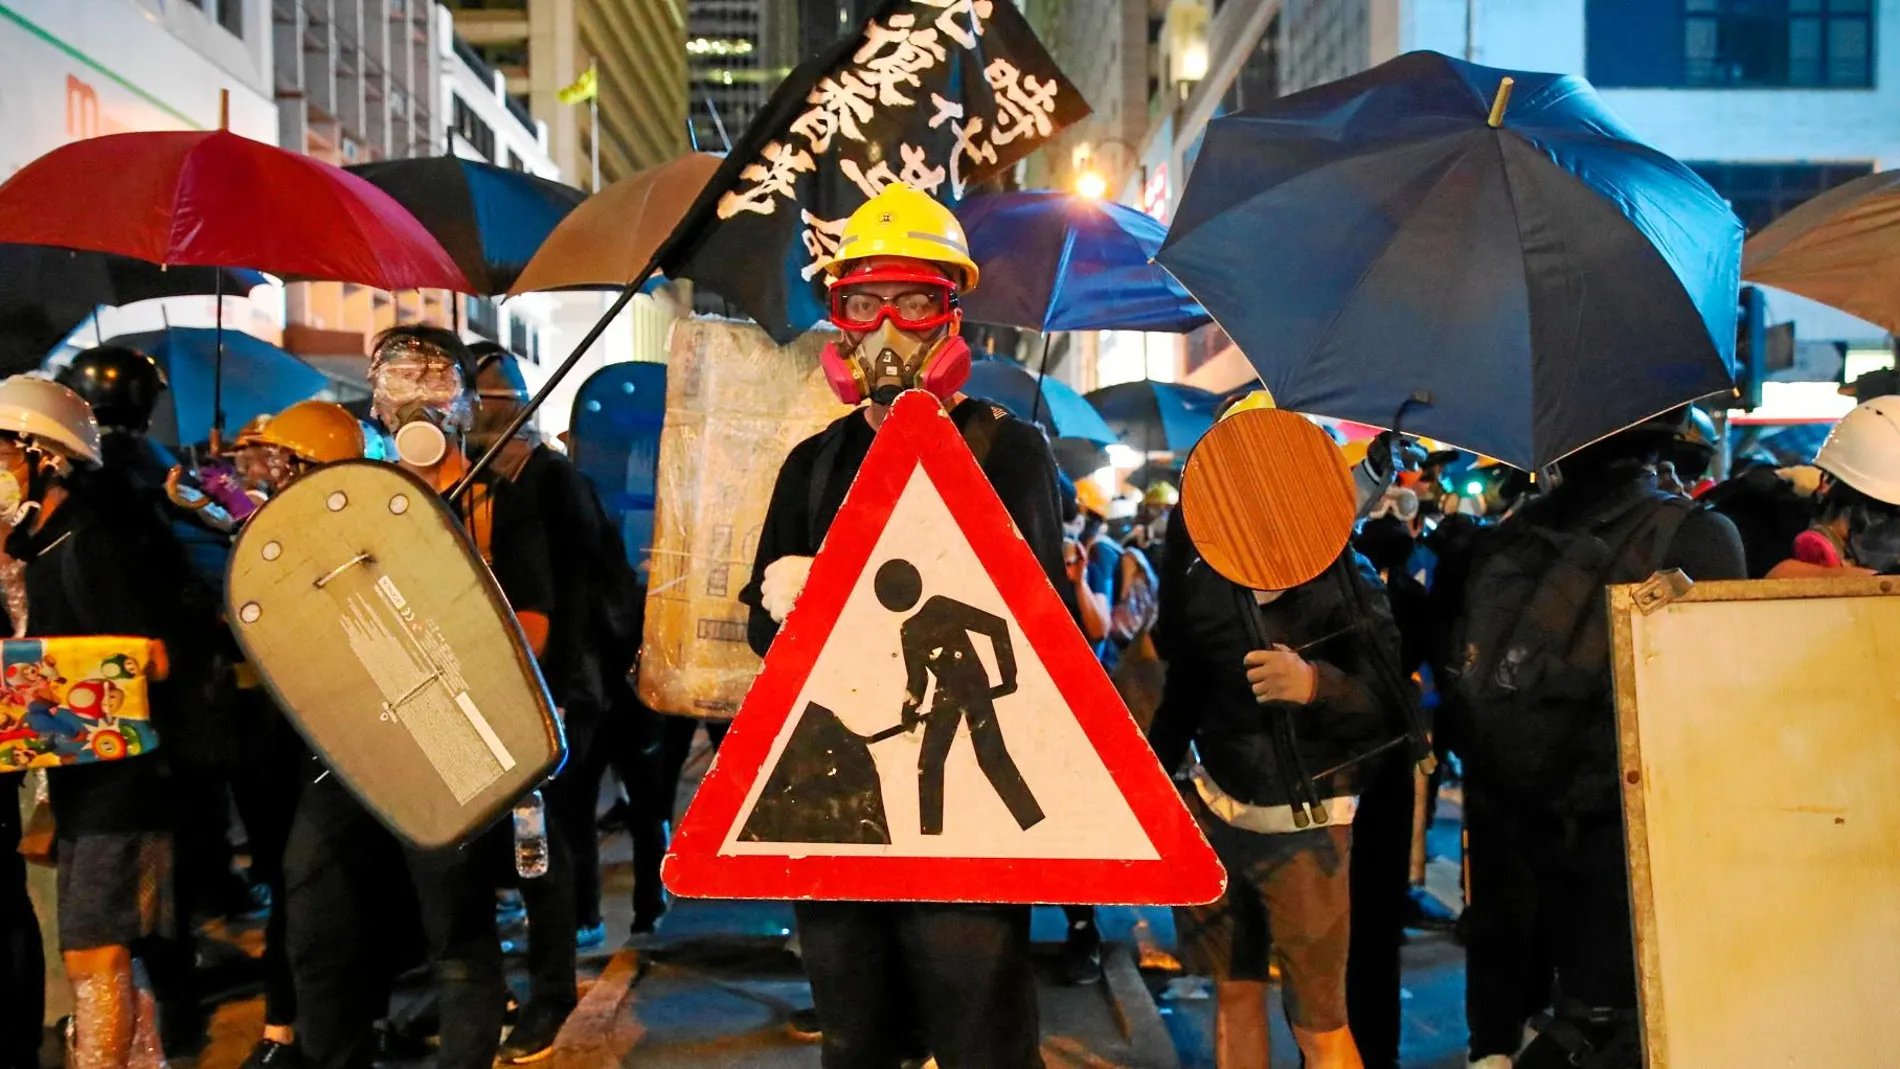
1075, 169, 1108, 200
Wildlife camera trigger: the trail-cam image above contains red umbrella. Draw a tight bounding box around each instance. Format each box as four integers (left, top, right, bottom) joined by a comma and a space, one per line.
0, 130, 469, 292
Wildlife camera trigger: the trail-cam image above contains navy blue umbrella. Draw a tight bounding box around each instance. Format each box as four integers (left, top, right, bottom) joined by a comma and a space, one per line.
1085, 380, 1219, 453
0, 246, 265, 375
963, 357, 1119, 446
108, 327, 329, 448
347, 157, 585, 296
1158, 51, 1743, 470
957, 191, 1209, 333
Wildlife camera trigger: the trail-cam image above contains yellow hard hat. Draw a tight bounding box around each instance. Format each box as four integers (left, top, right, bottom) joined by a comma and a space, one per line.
1074, 477, 1110, 517
821, 184, 980, 292
1340, 439, 1370, 469
1142, 481, 1179, 507
251, 401, 366, 465
1219, 387, 1276, 419
233, 414, 272, 447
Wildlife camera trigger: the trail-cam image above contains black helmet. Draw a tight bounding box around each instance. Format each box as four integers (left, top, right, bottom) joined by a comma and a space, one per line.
57, 346, 167, 433
471, 342, 530, 406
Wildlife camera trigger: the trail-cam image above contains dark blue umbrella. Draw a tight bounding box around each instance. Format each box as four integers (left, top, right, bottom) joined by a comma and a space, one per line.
1158, 50, 1743, 470
108, 327, 329, 448
1085, 380, 1219, 453
347, 157, 585, 296
963, 357, 1119, 446
0, 245, 265, 375
957, 191, 1209, 333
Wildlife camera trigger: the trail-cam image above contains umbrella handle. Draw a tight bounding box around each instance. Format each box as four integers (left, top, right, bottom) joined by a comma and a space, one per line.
164, 467, 212, 512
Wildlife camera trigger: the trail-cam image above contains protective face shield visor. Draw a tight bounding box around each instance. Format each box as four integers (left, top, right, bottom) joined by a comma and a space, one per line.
369, 336, 472, 468
819, 263, 970, 406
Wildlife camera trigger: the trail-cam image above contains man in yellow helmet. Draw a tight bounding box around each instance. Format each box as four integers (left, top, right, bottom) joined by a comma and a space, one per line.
739, 184, 1068, 1069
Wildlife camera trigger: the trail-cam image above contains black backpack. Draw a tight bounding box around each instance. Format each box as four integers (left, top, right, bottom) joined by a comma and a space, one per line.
1446, 490, 1691, 811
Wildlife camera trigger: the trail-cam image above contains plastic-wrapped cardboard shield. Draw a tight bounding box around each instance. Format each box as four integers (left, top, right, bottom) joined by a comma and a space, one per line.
227, 460, 563, 848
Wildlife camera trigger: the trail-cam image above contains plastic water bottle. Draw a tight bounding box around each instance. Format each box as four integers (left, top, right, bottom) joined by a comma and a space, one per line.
513, 789, 549, 879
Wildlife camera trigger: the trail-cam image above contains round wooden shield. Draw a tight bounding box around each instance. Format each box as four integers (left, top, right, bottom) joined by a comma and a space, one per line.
1180, 408, 1357, 591
227, 461, 564, 849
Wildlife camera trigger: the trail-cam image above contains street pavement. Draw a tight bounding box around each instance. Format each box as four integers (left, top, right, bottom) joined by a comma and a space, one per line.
173, 787, 1473, 1069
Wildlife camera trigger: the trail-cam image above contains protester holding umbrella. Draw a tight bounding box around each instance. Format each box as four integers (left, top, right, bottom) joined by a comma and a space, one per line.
739, 184, 1069, 1068
1442, 409, 1744, 1069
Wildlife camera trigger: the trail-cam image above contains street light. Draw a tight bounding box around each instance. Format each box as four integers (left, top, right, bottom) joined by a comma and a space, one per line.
1072, 136, 1142, 203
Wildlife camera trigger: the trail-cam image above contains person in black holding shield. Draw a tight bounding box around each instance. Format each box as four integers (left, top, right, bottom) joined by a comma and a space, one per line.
740, 185, 1070, 1069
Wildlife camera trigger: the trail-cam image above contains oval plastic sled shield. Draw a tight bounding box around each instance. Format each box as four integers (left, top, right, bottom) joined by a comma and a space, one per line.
227, 460, 563, 848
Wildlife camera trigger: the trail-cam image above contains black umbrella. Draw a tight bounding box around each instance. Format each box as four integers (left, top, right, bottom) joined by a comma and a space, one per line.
1157, 51, 1744, 470
0, 244, 265, 374
1085, 380, 1220, 453
347, 157, 586, 296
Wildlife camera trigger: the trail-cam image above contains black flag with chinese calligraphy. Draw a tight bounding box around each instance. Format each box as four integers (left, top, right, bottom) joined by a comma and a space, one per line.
658, 0, 1090, 343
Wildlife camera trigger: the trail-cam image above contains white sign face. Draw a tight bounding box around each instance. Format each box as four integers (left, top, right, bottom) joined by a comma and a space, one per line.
720, 463, 1158, 862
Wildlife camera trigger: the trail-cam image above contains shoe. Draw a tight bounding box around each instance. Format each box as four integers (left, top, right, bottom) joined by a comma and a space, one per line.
630, 897, 666, 936
496, 889, 527, 928
577, 922, 608, 951
498, 1002, 574, 1065
372, 1020, 434, 1061
1060, 921, 1103, 986
241, 1038, 304, 1069
787, 1007, 823, 1043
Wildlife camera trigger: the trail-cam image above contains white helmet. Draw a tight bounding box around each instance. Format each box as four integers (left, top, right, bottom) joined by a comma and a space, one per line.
0, 376, 103, 468
1816, 395, 1900, 506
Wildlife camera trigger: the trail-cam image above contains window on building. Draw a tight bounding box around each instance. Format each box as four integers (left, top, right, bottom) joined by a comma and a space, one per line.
217, 0, 241, 36
451, 94, 496, 161
466, 296, 500, 341
1221, 12, 1281, 115
1688, 161, 1874, 231
509, 317, 533, 363
1588, 0, 1874, 88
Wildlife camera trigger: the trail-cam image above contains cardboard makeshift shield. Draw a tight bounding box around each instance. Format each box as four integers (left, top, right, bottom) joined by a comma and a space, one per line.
227, 461, 563, 848
1611, 574, 1900, 1068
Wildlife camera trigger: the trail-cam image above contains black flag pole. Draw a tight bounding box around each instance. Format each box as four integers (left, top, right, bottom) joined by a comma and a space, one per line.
457, 0, 1089, 493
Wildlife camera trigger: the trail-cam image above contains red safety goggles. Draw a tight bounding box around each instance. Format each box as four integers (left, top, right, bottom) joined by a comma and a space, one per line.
827, 262, 959, 333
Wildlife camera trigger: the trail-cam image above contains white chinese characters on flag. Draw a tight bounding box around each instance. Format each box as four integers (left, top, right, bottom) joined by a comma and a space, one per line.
660, 0, 1090, 343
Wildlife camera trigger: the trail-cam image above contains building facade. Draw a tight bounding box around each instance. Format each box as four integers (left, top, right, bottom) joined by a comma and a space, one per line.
445, 0, 687, 185
1, 0, 278, 177
685, 0, 796, 152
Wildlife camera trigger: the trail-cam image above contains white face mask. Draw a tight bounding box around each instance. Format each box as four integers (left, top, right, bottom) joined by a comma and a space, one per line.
0, 469, 35, 528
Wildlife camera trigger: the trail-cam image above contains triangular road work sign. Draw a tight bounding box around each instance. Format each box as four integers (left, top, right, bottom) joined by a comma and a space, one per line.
663, 391, 1225, 905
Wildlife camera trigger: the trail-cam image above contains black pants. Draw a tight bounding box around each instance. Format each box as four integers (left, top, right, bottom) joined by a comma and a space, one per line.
0, 777, 44, 1069
229, 692, 309, 1028
1464, 782, 1634, 1060
629, 713, 727, 919
1346, 752, 1415, 1069
514, 706, 598, 1014
284, 776, 504, 1069
794, 901, 1041, 1069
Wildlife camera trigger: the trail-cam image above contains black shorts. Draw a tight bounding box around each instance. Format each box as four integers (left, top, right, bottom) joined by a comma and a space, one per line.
55, 831, 173, 951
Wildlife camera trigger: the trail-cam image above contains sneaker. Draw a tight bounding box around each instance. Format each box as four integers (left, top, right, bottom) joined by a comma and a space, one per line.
576, 922, 608, 951
241, 1038, 304, 1069
372, 1019, 435, 1061
497, 1002, 573, 1065
1060, 921, 1103, 986
630, 898, 666, 936
787, 1007, 823, 1043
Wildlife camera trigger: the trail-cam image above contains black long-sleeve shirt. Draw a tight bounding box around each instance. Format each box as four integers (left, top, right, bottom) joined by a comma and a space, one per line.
741, 399, 1072, 657
1148, 511, 1398, 807
15, 494, 172, 836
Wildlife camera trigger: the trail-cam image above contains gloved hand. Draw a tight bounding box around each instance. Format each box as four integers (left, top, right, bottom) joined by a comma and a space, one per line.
760, 555, 815, 623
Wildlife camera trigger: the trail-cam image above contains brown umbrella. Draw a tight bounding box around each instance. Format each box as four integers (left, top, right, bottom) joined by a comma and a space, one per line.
507, 153, 723, 294
1743, 169, 1900, 333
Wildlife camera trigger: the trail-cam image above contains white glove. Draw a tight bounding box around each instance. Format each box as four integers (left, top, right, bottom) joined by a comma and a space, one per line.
760, 556, 815, 623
